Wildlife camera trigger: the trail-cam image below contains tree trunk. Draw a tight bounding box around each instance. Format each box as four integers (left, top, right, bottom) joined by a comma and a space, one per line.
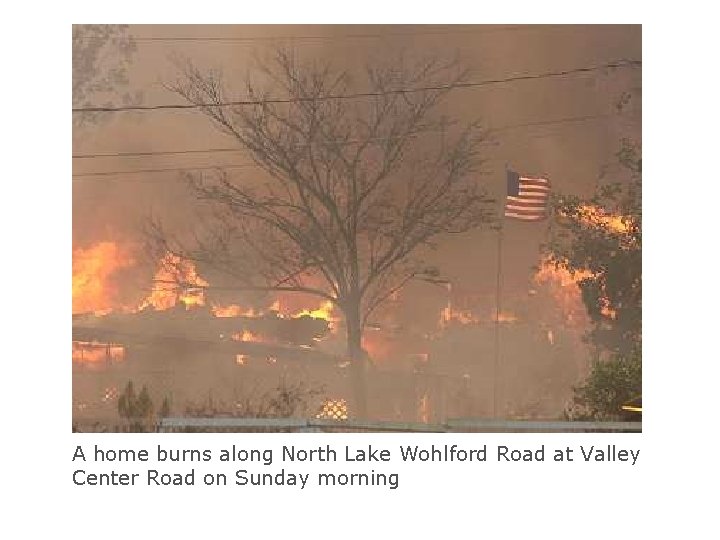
343, 299, 368, 419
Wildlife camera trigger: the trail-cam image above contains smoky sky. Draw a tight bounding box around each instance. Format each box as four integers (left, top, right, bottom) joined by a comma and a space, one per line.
72, 24, 641, 310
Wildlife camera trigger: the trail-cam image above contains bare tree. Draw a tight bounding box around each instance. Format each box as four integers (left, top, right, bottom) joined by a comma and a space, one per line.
153, 50, 495, 416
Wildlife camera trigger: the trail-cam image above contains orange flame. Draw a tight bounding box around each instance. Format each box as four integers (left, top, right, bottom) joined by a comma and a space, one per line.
232, 330, 261, 342
139, 253, 208, 311
534, 256, 592, 326
292, 300, 337, 333
235, 354, 248, 365
539, 204, 631, 322
72, 242, 134, 314
73, 243, 342, 342
293, 300, 335, 320
212, 304, 259, 318
575, 204, 633, 234
534, 258, 618, 324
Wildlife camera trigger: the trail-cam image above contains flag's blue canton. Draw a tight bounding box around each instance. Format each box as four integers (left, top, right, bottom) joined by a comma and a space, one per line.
506, 170, 521, 197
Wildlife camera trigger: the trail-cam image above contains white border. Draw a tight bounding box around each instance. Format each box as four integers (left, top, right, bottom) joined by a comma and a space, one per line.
4, 3, 718, 537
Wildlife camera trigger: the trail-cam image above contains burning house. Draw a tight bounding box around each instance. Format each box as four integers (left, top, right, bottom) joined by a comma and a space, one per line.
72, 247, 349, 427
72, 240, 595, 430
71, 25, 640, 431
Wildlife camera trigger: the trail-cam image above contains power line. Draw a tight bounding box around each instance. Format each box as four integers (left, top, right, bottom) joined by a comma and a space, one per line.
133, 28, 506, 43
72, 59, 640, 114
73, 147, 245, 159
72, 112, 637, 177
73, 163, 255, 178
494, 111, 637, 133
72, 133, 453, 160
75, 25, 560, 45
72, 110, 639, 165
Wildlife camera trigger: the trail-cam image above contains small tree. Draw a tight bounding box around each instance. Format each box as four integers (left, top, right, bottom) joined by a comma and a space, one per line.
158, 396, 171, 419
547, 140, 642, 419
152, 50, 496, 416
566, 344, 641, 420
118, 381, 155, 432
547, 139, 641, 356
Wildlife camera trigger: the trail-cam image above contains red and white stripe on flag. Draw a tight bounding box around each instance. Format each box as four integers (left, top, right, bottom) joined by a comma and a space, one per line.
504, 176, 550, 221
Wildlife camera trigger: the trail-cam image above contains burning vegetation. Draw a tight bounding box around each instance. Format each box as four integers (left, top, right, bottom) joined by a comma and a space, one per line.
573, 204, 635, 235
533, 256, 593, 327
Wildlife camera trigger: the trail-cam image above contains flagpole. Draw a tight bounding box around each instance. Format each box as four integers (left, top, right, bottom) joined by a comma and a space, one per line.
491, 164, 509, 419
493, 222, 503, 419
493, 166, 550, 419
492, 163, 511, 419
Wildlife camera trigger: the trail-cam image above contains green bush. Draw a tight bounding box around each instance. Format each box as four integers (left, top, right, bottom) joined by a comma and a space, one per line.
566, 348, 641, 421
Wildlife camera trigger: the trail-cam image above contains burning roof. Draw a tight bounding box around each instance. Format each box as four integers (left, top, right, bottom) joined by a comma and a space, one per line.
72, 242, 341, 367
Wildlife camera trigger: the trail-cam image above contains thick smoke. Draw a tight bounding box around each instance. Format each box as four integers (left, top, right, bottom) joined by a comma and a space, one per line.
72, 25, 641, 428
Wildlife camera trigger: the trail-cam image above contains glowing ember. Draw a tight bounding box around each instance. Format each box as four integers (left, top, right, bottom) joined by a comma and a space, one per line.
101, 386, 118, 402
232, 330, 261, 342
72, 242, 134, 314
600, 301, 617, 320
440, 304, 479, 327
440, 304, 517, 328
492, 311, 519, 323
418, 393, 430, 423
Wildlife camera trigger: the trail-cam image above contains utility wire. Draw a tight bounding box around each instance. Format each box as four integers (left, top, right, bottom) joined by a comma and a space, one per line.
73, 147, 245, 160
73, 163, 255, 178
72, 133, 454, 161
72, 59, 640, 114
493, 112, 633, 133
72, 110, 639, 172
75, 25, 561, 45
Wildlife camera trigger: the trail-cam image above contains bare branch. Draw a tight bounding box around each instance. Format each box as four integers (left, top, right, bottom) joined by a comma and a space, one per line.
159, 49, 496, 359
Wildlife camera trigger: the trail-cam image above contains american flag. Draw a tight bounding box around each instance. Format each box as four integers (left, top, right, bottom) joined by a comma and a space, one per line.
504, 169, 551, 221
